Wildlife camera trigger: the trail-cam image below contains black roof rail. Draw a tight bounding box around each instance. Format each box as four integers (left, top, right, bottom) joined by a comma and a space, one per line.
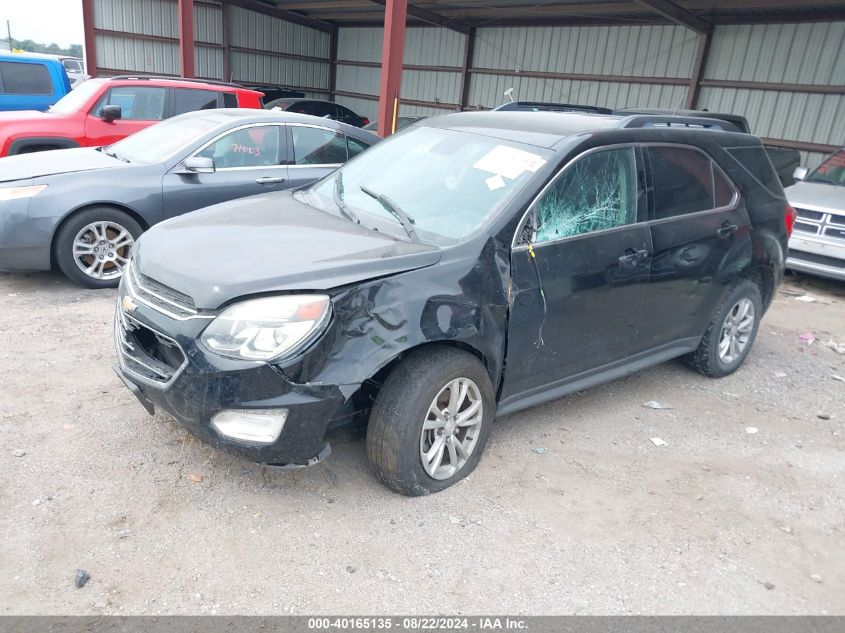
493, 101, 614, 115
108, 75, 245, 89
618, 114, 743, 133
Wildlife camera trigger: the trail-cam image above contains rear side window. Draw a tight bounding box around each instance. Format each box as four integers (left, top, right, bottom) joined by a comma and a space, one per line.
223, 93, 238, 108
336, 105, 357, 122
726, 146, 782, 196
347, 136, 369, 159
96, 87, 167, 120
648, 146, 733, 219
291, 126, 347, 164
171, 88, 222, 116
0, 61, 53, 95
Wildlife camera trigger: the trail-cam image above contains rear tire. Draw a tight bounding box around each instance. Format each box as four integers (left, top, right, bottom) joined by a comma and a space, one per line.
366, 347, 495, 496
684, 280, 762, 377
54, 208, 142, 289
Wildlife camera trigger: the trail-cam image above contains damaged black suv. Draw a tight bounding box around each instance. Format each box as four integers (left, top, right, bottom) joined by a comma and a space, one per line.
114, 111, 795, 496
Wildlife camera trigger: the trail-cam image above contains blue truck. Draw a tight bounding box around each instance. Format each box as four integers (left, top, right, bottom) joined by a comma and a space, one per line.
0, 54, 72, 112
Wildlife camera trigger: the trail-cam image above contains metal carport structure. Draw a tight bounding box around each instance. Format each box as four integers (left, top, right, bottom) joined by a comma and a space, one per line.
82, 0, 845, 164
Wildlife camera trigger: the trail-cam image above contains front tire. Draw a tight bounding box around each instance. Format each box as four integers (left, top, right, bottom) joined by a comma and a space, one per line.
366, 347, 495, 496
684, 280, 762, 377
54, 208, 142, 289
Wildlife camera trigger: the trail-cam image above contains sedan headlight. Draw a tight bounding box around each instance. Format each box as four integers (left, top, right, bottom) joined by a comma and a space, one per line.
201, 295, 331, 361
0, 184, 47, 201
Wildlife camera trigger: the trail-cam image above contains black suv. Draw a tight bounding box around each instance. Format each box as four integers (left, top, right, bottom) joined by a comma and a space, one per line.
114, 111, 795, 496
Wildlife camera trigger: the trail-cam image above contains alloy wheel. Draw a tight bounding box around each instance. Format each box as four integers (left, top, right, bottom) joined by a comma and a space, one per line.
72, 221, 134, 281
718, 297, 755, 364
419, 377, 484, 480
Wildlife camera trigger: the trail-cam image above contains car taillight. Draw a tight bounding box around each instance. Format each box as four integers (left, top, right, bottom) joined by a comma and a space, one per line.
785, 204, 797, 237
362, 117, 370, 126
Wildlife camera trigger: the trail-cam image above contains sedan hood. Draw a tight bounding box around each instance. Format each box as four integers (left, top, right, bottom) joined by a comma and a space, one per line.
786, 181, 845, 214
134, 192, 442, 309
0, 147, 128, 183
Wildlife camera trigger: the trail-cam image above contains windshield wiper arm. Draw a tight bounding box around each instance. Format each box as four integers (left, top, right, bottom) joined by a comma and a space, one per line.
808, 176, 838, 185
103, 148, 129, 163
360, 185, 419, 243
333, 172, 360, 224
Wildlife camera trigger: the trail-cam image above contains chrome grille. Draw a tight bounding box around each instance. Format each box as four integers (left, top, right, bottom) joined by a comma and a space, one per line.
794, 221, 819, 235
795, 208, 824, 222
115, 305, 186, 387
791, 208, 845, 242
126, 262, 200, 320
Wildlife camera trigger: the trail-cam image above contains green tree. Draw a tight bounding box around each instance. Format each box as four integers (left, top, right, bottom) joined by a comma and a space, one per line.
14, 38, 83, 58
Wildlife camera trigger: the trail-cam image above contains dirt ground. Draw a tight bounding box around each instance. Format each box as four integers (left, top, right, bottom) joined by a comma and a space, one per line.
0, 269, 843, 615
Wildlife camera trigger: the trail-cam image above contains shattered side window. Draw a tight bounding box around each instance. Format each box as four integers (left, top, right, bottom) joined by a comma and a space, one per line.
534, 147, 638, 243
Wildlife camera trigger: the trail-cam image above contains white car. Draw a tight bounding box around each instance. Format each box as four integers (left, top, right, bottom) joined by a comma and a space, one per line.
786, 148, 845, 281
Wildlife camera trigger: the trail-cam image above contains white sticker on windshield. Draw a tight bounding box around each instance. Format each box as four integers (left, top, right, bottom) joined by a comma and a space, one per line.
485, 174, 506, 191
473, 145, 546, 180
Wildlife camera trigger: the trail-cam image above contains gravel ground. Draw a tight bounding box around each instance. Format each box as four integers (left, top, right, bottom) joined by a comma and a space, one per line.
0, 270, 843, 615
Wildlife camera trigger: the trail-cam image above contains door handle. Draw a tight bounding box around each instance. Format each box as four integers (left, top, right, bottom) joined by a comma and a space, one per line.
255, 176, 286, 185
716, 223, 738, 239
618, 249, 649, 267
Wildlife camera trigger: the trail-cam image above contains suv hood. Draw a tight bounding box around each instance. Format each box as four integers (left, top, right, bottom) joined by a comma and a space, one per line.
133, 192, 442, 309
0, 147, 129, 183
786, 181, 845, 215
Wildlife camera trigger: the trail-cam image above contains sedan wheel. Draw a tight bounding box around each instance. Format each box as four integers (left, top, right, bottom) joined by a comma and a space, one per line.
55, 208, 143, 289
72, 221, 135, 281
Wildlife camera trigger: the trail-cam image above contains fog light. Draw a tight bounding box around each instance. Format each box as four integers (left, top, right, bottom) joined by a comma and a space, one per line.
211, 409, 288, 444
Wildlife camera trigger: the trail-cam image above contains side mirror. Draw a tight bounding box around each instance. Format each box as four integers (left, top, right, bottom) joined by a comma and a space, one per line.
793, 166, 809, 182
101, 104, 122, 123
183, 156, 215, 174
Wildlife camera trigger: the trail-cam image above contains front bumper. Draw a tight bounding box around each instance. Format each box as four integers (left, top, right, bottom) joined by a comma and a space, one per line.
113, 277, 359, 466
0, 195, 53, 272
787, 234, 845, 281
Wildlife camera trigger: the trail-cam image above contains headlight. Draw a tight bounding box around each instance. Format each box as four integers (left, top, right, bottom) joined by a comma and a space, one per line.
0, 184, 47, 201
201, 295, 331, 361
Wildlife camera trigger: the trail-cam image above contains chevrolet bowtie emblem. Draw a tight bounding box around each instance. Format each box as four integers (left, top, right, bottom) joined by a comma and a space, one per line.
122, 295, 137, 314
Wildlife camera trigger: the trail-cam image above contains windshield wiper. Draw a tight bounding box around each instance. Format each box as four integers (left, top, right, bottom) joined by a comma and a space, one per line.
807, 176, 838, 185
103, 148, 129, 163
333, 172, 360, 224
360, 185, 419, 243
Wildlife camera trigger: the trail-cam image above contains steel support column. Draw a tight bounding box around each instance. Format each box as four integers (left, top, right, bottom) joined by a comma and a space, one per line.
329, 26, 339, 101
377, 0, 408, 137
459, 28, 476, 110
178, 0, 196, 78
81, 0, 97, 78
222, 1, 231, 81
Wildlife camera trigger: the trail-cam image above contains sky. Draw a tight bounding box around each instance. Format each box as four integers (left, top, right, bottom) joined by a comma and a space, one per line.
2, 0, 84, 47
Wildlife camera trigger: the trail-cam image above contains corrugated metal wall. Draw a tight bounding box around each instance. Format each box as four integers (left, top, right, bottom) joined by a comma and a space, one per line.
195, 0, 224, 80
700, 22, 845, 168
92, 0, 330, 93
334, 27, 467, 122
467, 24, 696, 110
93, 0, 179, 75
228, 5, 330, 91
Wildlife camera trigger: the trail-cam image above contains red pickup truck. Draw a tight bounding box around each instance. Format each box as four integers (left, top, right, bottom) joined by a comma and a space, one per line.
0, 75, 263, 157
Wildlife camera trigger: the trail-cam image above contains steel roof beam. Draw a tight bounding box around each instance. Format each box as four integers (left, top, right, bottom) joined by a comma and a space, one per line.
633, 0, 710, 33
369, 0, 471, 33
224, 0, 335, 33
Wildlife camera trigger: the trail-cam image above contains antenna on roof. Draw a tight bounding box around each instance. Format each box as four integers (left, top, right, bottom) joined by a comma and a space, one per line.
504, 88, 515, 103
